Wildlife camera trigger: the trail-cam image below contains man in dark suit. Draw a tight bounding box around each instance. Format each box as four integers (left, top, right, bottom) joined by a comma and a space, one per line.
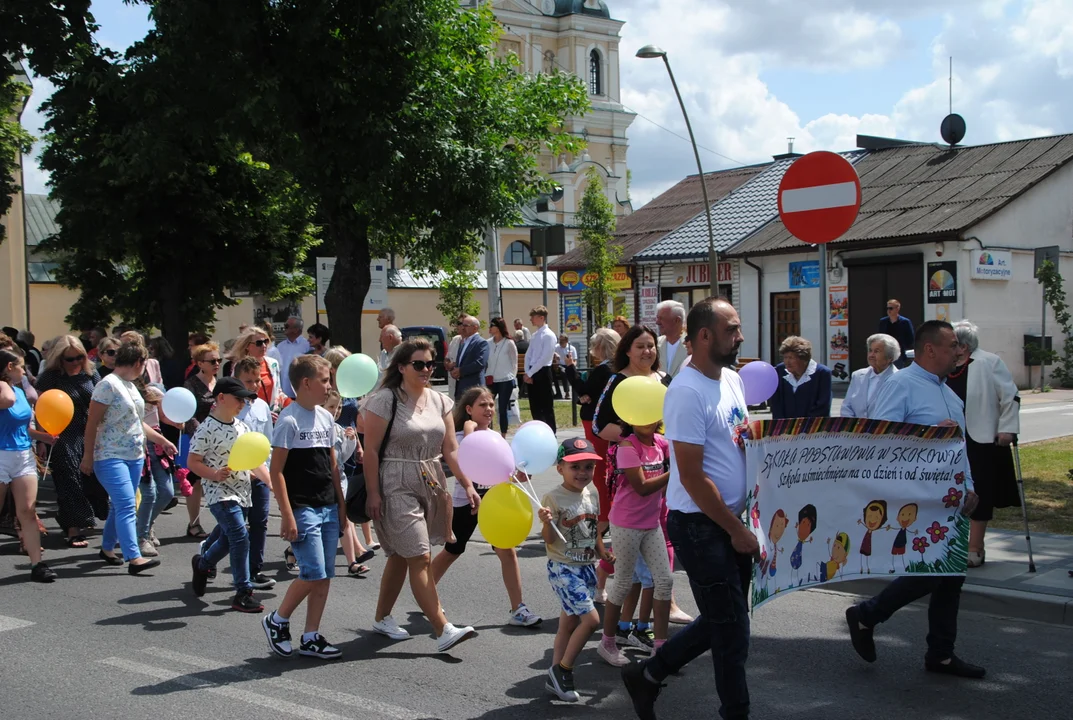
878, 298, 915, 368
451, 315, 489, 399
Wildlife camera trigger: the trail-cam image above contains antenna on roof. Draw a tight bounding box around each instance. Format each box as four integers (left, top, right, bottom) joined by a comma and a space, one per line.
941, 56, 966, 146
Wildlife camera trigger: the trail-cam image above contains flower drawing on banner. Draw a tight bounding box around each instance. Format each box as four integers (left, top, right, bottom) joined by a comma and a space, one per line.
750, 502, 761, 528
926, 521, 949, 543
912, 536, 930, 554
943, 488, 963, 508
954, 471, 965, 485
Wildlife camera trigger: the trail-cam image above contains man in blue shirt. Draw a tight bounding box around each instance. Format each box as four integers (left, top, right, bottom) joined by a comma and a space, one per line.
878, 299, 914, 368
845, 320, 984, 679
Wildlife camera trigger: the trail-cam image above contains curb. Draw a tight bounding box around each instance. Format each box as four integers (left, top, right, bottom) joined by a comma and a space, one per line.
820, 578, 1073, 627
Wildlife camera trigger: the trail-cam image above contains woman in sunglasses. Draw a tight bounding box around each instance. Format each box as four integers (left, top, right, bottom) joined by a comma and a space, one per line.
180, 342, 221, 539
95, 336, 121, 379
226, 328, 284, 413
34, 335, 105, 548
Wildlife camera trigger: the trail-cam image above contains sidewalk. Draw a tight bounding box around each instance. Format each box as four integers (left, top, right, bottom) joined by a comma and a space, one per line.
830, 528, 1073, 625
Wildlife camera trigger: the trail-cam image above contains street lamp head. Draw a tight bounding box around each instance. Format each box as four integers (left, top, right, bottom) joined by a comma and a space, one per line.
635, 44, 667, 59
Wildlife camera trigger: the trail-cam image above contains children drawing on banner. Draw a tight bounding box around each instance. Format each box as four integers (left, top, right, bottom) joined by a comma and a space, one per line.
821, 532, 851, 581
759, 509, 788, 589
790, 504, 817, 585
891, 503, 919, 573
857, 500, 890, 574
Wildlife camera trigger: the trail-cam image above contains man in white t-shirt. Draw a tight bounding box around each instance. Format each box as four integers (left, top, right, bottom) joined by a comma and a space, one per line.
656, 300, 688, 377
622, 297, 757, 720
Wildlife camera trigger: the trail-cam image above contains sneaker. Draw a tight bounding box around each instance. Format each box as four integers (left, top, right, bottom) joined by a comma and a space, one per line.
436, 623, 475, 652
197, 540, 217, 580
150, 527, 161, 547
250, 572, 277, 590
598, 640, 629, 667
139, 539, 159, 557
629, 627, 655, 651
299, 633, 342, 660
372, 615, 411, 641
191, 554, 209, 597
262, 612, 293, 658
508, 603, 542, 628
546, 664, 580, 702
232, 590, 264, 614
615, 624, 633, 647
30, 562, 56, 583
621, 662, 664, 720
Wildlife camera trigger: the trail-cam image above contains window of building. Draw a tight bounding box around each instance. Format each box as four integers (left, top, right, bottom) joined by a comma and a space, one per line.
504, 240, 534, 266
589, 50, 602, 96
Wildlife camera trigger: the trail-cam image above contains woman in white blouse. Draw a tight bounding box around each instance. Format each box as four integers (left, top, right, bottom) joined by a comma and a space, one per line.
841, 334, 899, 418
486, 317, 518, 436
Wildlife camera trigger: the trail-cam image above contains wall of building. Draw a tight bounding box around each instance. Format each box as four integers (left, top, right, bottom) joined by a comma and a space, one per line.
0, 158, 28, 329
738, 252, 823, 363
27, 283, 80, 342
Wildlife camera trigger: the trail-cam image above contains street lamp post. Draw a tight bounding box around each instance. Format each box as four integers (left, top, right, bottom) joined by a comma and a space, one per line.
637, 44, 718, 297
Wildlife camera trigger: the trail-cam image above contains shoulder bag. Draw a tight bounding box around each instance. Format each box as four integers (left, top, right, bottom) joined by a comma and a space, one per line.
346, 392, 398, 525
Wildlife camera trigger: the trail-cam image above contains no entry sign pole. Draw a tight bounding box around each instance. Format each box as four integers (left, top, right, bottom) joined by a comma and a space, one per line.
777, 151, 862, 367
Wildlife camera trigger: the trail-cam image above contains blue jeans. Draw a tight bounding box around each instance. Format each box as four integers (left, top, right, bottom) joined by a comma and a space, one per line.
645, 511, 752, 720
291, 504, 340, 582
200, 501, 251, 592
202, 479, 270, 576
491, 380, 515, 434
96, 457, 146, 562
857, 576, 964, 661
136, 453, 174, 541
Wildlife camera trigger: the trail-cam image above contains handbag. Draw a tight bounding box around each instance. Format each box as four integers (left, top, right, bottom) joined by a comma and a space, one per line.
346, 392, 397, 525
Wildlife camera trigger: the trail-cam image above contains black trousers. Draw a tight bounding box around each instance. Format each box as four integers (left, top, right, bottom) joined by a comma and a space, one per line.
529, 367, 556, 432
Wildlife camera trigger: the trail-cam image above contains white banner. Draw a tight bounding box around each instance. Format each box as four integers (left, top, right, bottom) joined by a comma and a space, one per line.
745, 418, 970, 610
316, 257, 388, 318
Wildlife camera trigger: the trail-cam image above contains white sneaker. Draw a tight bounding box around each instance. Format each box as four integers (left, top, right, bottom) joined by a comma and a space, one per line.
372, 615, 410, 641
436, 623, 475, 652
597, 640, 629, 667
508, 603, 542, 627
139, 539, 159, 557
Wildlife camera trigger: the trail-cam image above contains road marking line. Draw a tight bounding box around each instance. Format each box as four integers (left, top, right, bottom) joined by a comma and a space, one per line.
0, 615, 35, 633
781, 181, 858, 213
143, 647, 426, 720
101, 657, 353, 720
1019, 406, 1071, 414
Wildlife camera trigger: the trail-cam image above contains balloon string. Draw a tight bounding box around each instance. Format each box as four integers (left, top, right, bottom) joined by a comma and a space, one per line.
42, 443, 56, 480
511, 472, 567, 544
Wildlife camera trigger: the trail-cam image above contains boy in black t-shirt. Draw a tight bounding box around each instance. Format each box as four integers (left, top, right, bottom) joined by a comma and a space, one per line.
261, 355, 346, 660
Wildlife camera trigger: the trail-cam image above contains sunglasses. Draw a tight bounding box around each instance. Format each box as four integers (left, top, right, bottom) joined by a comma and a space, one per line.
886, 306, 896, 311
63, 355, 85, 364
102, 349, 117, 357
408, 360, 434, 371
201, 358, 222, 365
253, 339, 268, 347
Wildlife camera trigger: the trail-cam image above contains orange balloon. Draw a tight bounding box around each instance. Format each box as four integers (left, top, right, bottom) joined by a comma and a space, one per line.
36, 389, 75, 435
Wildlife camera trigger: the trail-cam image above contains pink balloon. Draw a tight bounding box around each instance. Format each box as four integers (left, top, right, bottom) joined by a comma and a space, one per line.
457, 430, 515, 487
739, 360, 779, 405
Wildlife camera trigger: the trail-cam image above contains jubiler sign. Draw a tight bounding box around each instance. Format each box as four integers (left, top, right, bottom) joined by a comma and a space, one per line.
745, 418, 971, 610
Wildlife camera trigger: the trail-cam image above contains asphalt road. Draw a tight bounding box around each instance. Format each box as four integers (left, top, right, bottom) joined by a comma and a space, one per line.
2, 464, 1071, 719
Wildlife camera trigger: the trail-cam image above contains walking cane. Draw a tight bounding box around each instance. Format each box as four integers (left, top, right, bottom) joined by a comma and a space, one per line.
1011, 397, 1036, 572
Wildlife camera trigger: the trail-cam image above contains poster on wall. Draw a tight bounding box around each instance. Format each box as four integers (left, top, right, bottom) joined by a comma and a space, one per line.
316, 257, 388, 317
253, 299, 302, 339
789, 261, 820, 289
639, 286, 659, 327
746, 418, 970, 610
827, 285, 849, 379
562, 295, 584, 334
927, 261, 958, 304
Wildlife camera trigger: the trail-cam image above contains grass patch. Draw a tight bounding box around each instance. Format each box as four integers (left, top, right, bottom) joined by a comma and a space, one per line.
991, 437, 1073, 536
516, 398, 580, 431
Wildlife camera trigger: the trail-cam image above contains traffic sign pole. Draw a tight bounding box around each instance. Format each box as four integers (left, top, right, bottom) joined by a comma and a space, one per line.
818, 244, 827, 366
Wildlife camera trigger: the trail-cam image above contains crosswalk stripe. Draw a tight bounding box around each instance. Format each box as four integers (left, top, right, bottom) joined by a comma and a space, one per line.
100, 657, 354, 720
143, 647, 427, 720
0, 615, 35, 633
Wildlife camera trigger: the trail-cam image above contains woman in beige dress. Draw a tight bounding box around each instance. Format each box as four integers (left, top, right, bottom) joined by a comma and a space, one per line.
363, 338, 481, 652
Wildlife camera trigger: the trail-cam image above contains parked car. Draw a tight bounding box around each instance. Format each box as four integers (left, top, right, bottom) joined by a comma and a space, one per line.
400, 325, 448, 381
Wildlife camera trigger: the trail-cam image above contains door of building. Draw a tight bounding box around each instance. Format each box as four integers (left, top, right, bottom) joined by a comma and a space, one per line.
846, 254, 924, 371
770, 292, 800, 363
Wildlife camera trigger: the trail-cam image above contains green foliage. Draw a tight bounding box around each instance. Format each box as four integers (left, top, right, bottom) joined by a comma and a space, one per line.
577, 168, 620, 328
0, 78, 34, 244
1035, 260, 1073, 386
427, 244, 482, 325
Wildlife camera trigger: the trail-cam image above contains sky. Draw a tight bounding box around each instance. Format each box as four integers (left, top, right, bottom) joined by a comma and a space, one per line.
19, 0, 1073, 207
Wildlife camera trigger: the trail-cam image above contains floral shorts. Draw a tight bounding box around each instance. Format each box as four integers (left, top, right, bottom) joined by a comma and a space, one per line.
547, 560, 597, 616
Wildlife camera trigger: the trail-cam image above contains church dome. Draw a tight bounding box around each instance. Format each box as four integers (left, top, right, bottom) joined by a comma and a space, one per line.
552, 0, 611, 19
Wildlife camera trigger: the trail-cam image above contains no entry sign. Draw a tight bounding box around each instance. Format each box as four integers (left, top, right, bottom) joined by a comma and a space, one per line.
777, 151, 861, 244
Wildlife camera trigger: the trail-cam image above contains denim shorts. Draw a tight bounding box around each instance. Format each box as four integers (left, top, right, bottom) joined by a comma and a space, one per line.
292, 505, 340, 582
547, 560, 597, 616
633, 554, 653, 589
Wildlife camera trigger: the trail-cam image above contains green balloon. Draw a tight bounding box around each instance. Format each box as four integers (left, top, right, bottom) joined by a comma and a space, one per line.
337, 353, 379, 398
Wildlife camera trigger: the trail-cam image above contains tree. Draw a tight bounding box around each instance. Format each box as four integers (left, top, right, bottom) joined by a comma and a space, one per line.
430, 244, 482, 325
577, 167, 621, 329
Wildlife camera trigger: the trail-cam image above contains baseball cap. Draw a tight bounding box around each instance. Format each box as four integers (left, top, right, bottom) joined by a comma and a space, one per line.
556, 437, 603, 463
212, 376, 257, 399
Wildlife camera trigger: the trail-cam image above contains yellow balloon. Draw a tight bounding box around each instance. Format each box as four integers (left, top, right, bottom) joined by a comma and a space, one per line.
36, 389, 74, 435
477, 483, 534, 549
228, 432, 271, 472
610, 375, 667, 427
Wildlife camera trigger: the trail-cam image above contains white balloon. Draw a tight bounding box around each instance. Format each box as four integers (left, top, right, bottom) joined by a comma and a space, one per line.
162, 387, 197, 424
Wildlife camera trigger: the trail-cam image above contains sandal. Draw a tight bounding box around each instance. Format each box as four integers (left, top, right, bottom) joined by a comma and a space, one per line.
186, 521, 208, 539
284, 547, 298, 571
64, 535, 89, 548
348, 562, 370, 577
356, 549, 376, 564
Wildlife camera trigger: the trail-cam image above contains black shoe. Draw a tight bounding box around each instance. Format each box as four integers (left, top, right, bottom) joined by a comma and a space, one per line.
356, 549, 376, 564
845, 605, 876, 663
262, 611, 293, 658
191, 554, 209, 596
925, 655, 986, 679
232, 589, 264, 614
31, 562, 56, 583
128, 558, 160, 575
299, 633, 342, 660
621, 662, 663, 720
98, 550, 123, 566
163, 497, 179, 512
250, 572, 277, 590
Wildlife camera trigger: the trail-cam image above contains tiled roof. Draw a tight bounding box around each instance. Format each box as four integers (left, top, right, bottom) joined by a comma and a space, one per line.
636, 151, 866, 262
24, 193, 60, 246
389, 269, 555, 291
728, 134, 1073, 257
550, 164, 765, 269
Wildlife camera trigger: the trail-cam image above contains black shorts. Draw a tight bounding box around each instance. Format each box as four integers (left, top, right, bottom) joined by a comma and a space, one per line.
442, 488, 488, 555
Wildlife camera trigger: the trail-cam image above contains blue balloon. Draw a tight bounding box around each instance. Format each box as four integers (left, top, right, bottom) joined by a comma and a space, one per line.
739, 360, 779, 405
511, 421, 559, 474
